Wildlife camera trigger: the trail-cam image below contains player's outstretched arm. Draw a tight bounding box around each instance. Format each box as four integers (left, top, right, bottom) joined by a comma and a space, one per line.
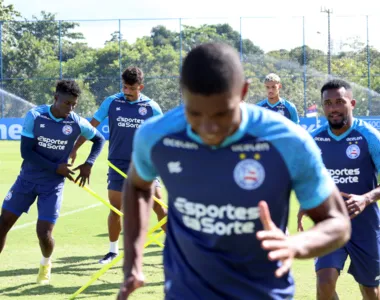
70, 118, 100, 164
290, 186, 350, 258
257, 187, 350, 278
118, 162, 154, 300
73, 130, 106, 187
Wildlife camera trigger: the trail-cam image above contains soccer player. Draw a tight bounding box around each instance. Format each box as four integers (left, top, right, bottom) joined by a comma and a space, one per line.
117, 43, 351, 300
297, 79, 380, 300
70, 66, 167, 265
256, 73, 300, 124
0, 80, 105, 284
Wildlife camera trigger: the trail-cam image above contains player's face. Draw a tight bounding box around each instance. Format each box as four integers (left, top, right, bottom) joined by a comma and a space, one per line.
122, 82, 144, 101
322, 87, 356, 130
54, 93, 78, 118
183, 82, 249, 146
265, 81, 281, 99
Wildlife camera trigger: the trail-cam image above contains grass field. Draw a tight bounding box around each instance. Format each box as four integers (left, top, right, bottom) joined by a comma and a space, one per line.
0, 141, 361, 299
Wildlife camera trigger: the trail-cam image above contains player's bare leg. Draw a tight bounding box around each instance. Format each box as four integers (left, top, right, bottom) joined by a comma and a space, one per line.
99, 189, 122, 264
359, 285, 380, 300
153, 186, 167, 232
0, 209, 20, 253
36, 220, 55, 284
317, 268, 340, 300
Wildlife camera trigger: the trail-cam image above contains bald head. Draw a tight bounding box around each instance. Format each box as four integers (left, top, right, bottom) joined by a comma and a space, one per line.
180, 42, 245, 95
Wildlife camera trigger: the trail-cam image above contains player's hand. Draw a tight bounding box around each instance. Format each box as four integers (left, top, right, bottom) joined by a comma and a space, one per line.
297, 209, 306, 232
69, 149, 77, 164
56, 163, 75, 181
341, 192, 368, 219
116, 273, 145, 300
73, 163, 92, 187
256, 201, 296, 278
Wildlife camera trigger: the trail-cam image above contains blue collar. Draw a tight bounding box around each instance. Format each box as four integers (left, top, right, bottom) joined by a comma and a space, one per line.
48, 105, 64, 122
327, 118, 357, 141
265, 98, 284, 108
186, 103, 249, 149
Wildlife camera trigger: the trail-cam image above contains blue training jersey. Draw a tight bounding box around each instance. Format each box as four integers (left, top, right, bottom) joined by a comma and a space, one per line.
311, 118, 380, 239
256, 98, 299, 124
94, 92, 162, 163
132, 103, 334, 300
20, 104, 96, 185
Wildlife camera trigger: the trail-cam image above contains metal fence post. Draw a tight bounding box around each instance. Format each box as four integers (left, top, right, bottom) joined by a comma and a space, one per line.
303, 16, 307, 117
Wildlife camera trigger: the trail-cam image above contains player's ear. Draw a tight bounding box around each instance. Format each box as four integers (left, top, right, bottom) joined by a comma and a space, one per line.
351, 99, 356, 109
139, 84, 144, 91
54, 93, 59, 103
278, 83, 282, 90
241, 79, 250, 100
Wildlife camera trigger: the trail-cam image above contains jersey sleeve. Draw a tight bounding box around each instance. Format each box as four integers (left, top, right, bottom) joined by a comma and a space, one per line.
286, 102, 300, 124
131, 122, 159, 181
93, 97, 113, 122
359, 123, 380, 173
272, 129, 335, 210
21, 110, 36, 138
79, 117, 97, 140
150, 101, 163, 116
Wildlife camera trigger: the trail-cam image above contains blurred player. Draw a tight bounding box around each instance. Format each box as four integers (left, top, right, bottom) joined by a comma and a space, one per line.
298, 79, 380, 300
0, 80, 105, 284
117, 43, 351, 300
256, 73, 299, 124
70, 66, 167, 265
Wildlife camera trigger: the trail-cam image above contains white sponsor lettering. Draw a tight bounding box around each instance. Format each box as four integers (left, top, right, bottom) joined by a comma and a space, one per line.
163, 138, 199, 150
231, 143, 270, 152
328, 168, 360, 184
37, 136, 68, 150
168, 161, 182, 173
116, 116, 144, 128
314, 137, 331, 142
174, 197, 260, 236
346, 136, 363, 142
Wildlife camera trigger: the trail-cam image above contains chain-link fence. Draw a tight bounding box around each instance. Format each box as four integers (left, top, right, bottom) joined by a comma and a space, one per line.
0, 15, 379, 118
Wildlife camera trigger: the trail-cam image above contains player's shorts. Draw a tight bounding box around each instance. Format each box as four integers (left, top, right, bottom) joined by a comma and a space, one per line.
107, 178, 161, 192
2, 176, 64, 224
107, 159, 161, 192
315, 239, 380, 287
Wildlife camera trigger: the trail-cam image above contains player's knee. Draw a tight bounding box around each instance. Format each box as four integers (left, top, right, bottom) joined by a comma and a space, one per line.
0, 212, 18, 233
317, 269, 338, 297
36, 226, 53, 242
360, 285, 380, 300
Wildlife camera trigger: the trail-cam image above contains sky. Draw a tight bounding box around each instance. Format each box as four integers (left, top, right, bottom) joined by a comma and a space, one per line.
5, 0, 380, 52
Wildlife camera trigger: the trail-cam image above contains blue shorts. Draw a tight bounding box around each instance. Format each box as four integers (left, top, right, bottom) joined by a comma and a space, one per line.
107, 178, 161, 192
315, 239, 380, 287
107, 159, 161, 192
2, 176, 64, 224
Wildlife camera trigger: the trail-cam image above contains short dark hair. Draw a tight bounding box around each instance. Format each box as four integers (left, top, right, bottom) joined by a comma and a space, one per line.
321, 79, 352, 97
180, 42, 244, 95
122, 66, 144, 85
55, 80, 81, 97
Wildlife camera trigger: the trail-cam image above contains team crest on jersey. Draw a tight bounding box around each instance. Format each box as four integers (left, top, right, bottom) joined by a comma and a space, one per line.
346, 144, 360, 159
4, 191, 12, 201
138, 106, 147, 116
62, 125, 73, 135
233, 159, 265, 190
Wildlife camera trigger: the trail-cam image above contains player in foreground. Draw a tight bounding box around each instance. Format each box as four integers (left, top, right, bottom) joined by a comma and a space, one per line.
70, 66, 167, 265
256, 73, 299, 124
117, 42, 351, 300
298, 79, 380, 300
0, 80, 105, 284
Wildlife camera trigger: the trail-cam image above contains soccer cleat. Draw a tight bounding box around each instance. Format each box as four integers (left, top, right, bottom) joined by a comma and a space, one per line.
98, 252, 118, 264
36, 263, 52, 285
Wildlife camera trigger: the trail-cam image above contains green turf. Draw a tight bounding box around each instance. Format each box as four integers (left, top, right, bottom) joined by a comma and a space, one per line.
0, 141, 361, 299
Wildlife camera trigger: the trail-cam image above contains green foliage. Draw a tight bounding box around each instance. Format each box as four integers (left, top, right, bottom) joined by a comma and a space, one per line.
1, 8, 379, 118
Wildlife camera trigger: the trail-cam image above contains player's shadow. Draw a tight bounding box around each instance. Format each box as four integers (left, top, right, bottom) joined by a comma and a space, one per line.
144, 250, 163, 257
94, 232, 108, 237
